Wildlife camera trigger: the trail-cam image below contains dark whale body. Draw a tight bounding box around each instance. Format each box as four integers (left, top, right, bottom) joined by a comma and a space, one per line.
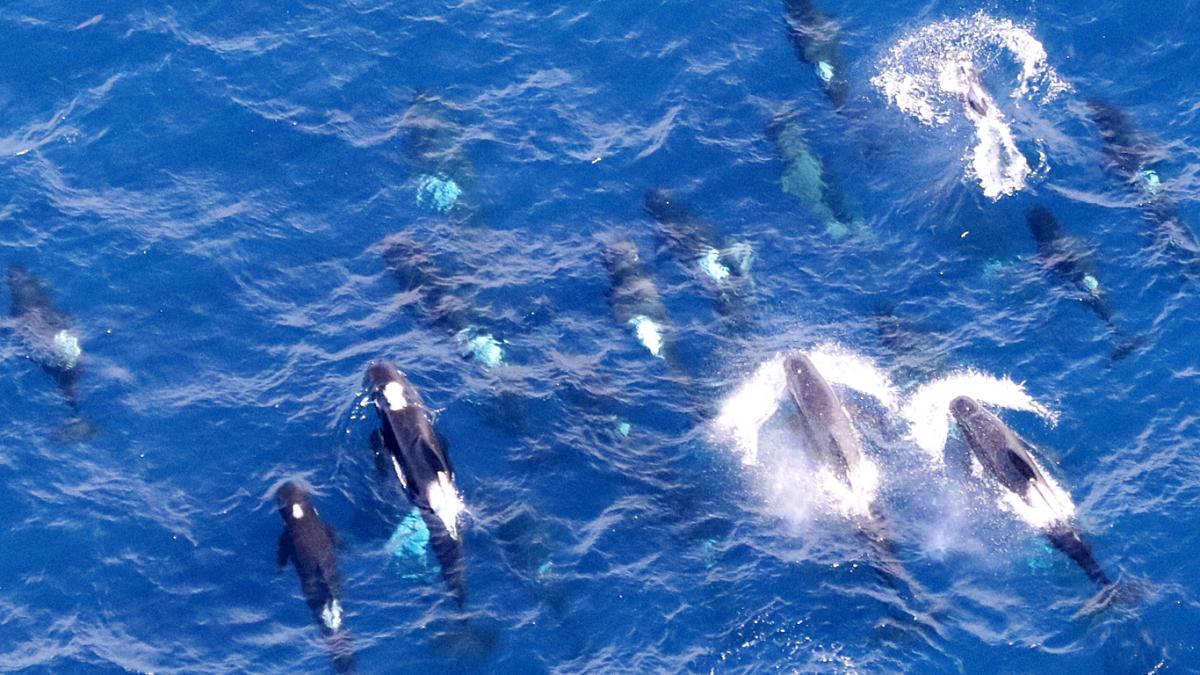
7, 265, 84, 410
365, 361, 467, 603
1087, 99, 1200, 260
783, 353, 865, 486
643, 189, 753, 322
603, 240, 671, 360
1026, 206, 1141, 360
950, 396, 1111, 587
276, 482, 356, 673
783, 0, 849, 107
382, 236, 503, 367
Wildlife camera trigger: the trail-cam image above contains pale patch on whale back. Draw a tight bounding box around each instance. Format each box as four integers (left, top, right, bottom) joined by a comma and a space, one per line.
902, 370, 1057, 464
382, 381, 407, 411
291, 503, 305, 520
714, 356, 786, 465
628, 315, 664, 358
52, 329, 82, 370
697, 247, 731, 284
427, 471, 465, 540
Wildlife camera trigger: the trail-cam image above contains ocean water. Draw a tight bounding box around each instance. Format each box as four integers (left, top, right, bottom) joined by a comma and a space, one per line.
1, 0, 1198, 672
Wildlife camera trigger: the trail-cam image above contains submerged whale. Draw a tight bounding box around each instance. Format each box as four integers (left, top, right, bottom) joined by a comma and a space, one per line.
365, 361, 468, 603
950, 396, 1111, 587
603, 240, 671, 360
382, 236, 504, 368
783, 0, 849, 107
1027, 206, 1140, 359
403, 93, 474, 214
1087, 99, 1200, 261
768, 115, 863, 239
275, 482, 356, 673
643, 189, 753, 320
7, 265, 84, 410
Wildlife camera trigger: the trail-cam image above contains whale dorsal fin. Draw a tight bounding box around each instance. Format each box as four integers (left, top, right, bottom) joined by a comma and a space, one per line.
1006, 447, 1038, 482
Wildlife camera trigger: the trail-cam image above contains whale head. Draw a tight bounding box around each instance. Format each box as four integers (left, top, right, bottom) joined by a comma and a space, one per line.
276, 481, 314, 525
949, 395, 1009, 464
1026, 206, 1062, 244
364, 361, 419, 412
643, 188, 689, 223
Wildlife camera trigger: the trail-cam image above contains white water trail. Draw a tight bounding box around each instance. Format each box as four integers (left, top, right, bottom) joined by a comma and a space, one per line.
872, 12, 1069, 199
902, 370, 1057, 464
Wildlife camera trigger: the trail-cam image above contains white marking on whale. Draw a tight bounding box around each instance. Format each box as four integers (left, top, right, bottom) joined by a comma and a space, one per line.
382, 381, 407, 411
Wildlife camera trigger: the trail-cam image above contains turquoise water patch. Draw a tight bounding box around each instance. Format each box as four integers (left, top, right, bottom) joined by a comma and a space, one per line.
416, 174, 462, 212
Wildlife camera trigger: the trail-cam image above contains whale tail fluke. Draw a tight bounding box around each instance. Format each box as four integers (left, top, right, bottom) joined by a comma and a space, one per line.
424, 512, 468, 607
1109, 330, 1146, 362
1046, 524, 1111, 588
327, 630, 358, 674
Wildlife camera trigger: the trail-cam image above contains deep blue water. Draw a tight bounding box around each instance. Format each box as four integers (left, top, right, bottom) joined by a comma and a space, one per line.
1, 0, 1199, 672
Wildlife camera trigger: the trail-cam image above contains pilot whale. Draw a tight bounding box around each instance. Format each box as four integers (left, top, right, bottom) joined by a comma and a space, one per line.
382, 236, 504, 368
1027, 206, 1140, 359
365, 361, 468, 603
783, 354, 883, 525
603, 240, 671, 360
7, 265, 84, 410
783, 0, 849, 107
768, 115, 863, 239
1087, 99, 1200, 261
276, 482, 356, 673
950, 396, 1111, 587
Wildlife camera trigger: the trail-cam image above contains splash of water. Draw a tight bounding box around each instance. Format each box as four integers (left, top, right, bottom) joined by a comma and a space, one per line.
902, 370, 1057, 463
713, 356, 786, 466
872, 13, 1069, 198
714, 348, 893, 521
808, 343, 901, 413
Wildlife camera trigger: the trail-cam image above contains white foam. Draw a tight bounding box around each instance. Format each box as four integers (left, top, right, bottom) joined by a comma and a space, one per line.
291, 503, 304, 520
808, 343, 901, 413
872, 13, 1069, 198
1000, 471, 1076, 529
427, 471, 465, 540
902, 370, 1057, 463
714, 356, 787, 465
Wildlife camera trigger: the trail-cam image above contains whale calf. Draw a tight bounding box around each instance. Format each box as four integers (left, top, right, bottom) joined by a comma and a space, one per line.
7, 265, 84, 410
365, 361, 468, 603
950, 396, 1111, 587
276, 482, 356, 673
382, 236, 504, 368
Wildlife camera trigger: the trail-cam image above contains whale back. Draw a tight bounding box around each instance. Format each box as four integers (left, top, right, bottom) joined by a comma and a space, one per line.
950, 396, 1052, 498
364, 361, 467, 603
783, 353, 863, 480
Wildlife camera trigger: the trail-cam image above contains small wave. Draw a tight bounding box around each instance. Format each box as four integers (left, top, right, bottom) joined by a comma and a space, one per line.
872, 12, 1069, 198
902, 370, 1057, 464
